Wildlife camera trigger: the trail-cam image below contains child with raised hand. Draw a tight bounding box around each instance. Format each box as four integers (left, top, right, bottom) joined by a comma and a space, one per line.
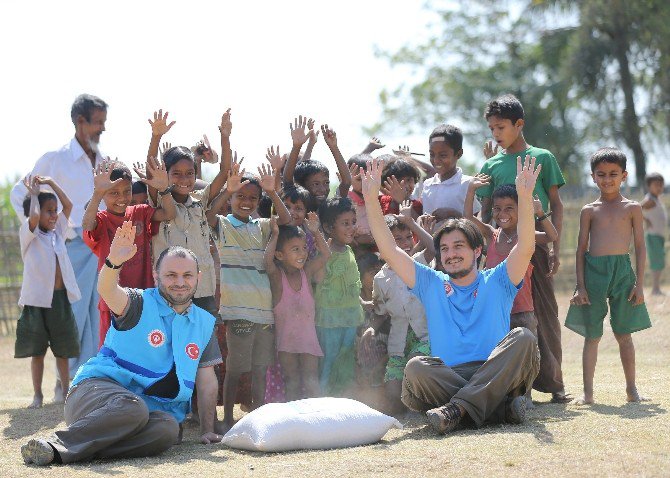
82, 156, 176, 346
566, 148, 652, 405
265, 213, 330, 400
283, 116, 352, 207
142, 108, 232, 320
379, 159, 423, 218
280, 184, 318, 259
363, 203, 435, 416
315, 197, 365, 393
206, 159, 291, 432
17, 176, 81, 408
346, 155, 376, 252
640, 172, 667, 295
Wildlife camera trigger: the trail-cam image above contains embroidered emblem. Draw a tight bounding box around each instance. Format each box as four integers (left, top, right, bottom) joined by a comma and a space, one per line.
148, 330, 165, 347
134, 221, 144, 236
473, 289, 478, 299
444, 281, 454, 297
185, 343, 200, 360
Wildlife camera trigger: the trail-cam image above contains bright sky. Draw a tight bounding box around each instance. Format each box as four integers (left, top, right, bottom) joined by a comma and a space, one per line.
0, 0, 432, 184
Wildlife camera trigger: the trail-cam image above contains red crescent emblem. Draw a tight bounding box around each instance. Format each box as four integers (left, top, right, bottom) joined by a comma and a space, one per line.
444, 281, 453, 297
148, 330, 165, 347
185, 343, 200, 360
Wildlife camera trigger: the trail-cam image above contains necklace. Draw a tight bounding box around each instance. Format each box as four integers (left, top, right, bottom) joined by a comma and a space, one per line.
499, 229, 517, 244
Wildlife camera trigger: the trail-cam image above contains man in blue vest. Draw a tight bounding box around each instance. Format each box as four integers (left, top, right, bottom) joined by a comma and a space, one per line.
22, 221, 223, 465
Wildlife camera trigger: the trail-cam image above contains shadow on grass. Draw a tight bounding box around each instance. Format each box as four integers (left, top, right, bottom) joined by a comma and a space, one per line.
1, 402, 65, 439
586, 401, 666, 418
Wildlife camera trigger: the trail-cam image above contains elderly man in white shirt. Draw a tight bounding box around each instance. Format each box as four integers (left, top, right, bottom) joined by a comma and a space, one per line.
11, 94, 109, 400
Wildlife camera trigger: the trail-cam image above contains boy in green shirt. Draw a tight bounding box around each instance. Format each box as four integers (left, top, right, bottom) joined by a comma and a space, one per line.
477, 94, 570, 403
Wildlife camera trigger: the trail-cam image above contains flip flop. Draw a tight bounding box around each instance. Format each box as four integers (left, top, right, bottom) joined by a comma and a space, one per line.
550, 392, 573, 403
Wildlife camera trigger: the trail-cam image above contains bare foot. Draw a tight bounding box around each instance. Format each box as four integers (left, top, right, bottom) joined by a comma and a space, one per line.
627, 387, 650, 402
27, 394, 43, 409
651, 289, 664, 296
573, 394, 594, 405
52, 382, 65, 404
215, 420, 236, 435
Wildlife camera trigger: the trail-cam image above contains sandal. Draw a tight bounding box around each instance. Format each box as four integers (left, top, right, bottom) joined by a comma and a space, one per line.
550, 392, 573, 403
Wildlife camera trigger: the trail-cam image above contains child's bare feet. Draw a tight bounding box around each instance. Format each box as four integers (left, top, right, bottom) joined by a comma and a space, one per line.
27, 393, 43, 409
627, 387, 650, 402
573, 394, 594, 405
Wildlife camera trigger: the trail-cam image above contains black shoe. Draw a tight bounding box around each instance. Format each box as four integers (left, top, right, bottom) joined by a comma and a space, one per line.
426, 403, 462, 434
505, 396, 527, 424
21, 439, 54, 466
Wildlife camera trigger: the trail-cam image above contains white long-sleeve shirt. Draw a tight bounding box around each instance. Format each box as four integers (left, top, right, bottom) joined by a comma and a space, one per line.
10, 137, 105, 227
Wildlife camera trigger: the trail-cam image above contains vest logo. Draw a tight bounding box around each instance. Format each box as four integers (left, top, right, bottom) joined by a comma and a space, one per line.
148, 330, 165, 347
185, 343, 200, 360
473, 289, 478, 299
444, 281, 454, 297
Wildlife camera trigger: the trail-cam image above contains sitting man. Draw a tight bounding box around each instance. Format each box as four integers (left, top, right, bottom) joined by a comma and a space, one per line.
22, 221, 223, 465
362, 156, 541, 434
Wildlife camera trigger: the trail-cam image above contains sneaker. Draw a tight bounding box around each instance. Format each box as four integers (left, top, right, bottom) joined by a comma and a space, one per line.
505, 396, 527, 424
425, 403, 462, 434
21, 439, 54, 466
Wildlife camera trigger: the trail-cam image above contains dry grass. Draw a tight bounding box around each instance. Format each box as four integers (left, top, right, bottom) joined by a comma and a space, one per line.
1, 293, 669, 478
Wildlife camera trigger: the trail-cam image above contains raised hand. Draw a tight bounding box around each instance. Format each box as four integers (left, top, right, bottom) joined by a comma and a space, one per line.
148, 109, 176, 138
94, 161, 123, 192
227, 158, 247, 193
195, 135, 219, 164
398, 200, 413, 220
290, 116, 309, 147
142, 156, 169, 191
304, 211, 321, 233
321, 124, 338, 149
265, 145, 284, 173
257, 163, 277, 193
307, 118, 319, 144
349, 162, 361, 182
483, 140, 499, 159
34, 176, 55, 186
368, 136, 385, 151
382, 175, 407, 203
361, 158, 382, 200
23, 175, 40, 195
515, 155, 541, 198
470, 173, 491, 190
133, 162, 148, 181
533, 194, 544, 216
418, 214, 437, 235
219, 108, 232, 137
108, 221, 138, 266
160, 141, 172, 159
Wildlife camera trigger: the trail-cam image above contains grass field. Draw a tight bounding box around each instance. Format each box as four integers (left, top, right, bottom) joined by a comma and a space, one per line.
1, 292, 669, 477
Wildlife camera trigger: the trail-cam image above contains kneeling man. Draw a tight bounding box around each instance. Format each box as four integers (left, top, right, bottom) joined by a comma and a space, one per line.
22, 221, 222, 465
362, 156, 541, 434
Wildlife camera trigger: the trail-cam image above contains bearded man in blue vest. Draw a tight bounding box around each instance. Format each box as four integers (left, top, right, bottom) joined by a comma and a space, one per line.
22, 221, 223, 466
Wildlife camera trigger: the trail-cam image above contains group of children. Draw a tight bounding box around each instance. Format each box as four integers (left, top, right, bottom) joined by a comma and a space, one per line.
16, 93, 661, 424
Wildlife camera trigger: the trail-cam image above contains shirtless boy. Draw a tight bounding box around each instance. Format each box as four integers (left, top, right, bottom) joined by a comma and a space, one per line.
565, 147, 652, 405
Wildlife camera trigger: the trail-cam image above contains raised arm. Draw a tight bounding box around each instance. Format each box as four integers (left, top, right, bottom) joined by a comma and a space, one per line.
265, 146, 285, 192
464, 174, 494, 242
206, 156, 241, 227
321, 124, 352, 197
397, 201, 435, 258
146, 110, 176, 205
302, 118, 319, 162
82, 162, 124, 231
361, 136, 385, 155
38, 176, 73, 220
304, 211, 332, 281
283, 116, 310, 187
208, 108, 233, 205
143, 156, 176, 222
533, 195, 558, 244
22, 176, 41, 232
97, 221, 136, 315
264, 217, 280, 277
363, 159, 416, 288
506, 155, 541, 285
258, 163, 291, 225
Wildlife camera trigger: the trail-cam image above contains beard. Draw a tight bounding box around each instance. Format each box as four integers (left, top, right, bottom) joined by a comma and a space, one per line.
88, 138, 100, 154
443, 257, 476, 279
157, 278, 197, 307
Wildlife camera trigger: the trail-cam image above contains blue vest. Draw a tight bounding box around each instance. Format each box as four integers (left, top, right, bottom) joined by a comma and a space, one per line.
73, 288, 216, 422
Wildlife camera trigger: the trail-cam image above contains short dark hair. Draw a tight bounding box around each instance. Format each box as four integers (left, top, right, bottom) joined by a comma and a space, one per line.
281, 185, 311, 206
382, 159, 420, 185
645, 172, 664, 187
155, 246, 200, 273
294, 160, 330, 188
590, 147, 627, 172
239, 173, 262, 195
276, 224, 306, 251
356, 252, 384, 277
347, 154, 372, 171
132, 181, 148, 195
22, 192, 57, 217
492, 184, 518, 203
384, 214, 410, 233
433, 218, 484, 267
257, 193, 273, 218
71, 94, 108, 124
484, 94, 525, 123
108, 161, 132, 182
163, 146, 195, 172
429, 124, 463, 153
318, 196, 355, 230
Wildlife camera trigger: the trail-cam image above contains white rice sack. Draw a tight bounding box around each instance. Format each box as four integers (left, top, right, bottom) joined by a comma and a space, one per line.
221, 397, 402, 452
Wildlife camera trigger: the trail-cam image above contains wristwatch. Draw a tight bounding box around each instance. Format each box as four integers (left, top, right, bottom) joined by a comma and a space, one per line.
105, 258, 123, 269
159, 185, 175, 196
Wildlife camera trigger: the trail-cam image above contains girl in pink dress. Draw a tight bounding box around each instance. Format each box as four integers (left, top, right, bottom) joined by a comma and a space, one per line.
264, 213, 331, 400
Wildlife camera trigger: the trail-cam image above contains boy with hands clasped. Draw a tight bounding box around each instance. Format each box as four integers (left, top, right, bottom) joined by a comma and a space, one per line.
565, 148, 652, 405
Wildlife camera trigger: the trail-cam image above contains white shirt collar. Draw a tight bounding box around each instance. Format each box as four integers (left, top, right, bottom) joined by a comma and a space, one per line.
431, 167, 463, 185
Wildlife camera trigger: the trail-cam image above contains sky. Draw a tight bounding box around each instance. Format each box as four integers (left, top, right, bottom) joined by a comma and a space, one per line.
0, 0, 432, 184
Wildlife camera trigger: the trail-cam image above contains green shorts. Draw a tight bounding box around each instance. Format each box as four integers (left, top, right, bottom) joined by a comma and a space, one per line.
225, 319, 275, 373
15, 289, 80, 358
565, 254, 652, 339
384, 328, 430, 382
645, 234, 666, 272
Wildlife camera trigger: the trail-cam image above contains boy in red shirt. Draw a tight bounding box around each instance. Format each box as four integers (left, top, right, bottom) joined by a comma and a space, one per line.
82, 153, 176, 346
